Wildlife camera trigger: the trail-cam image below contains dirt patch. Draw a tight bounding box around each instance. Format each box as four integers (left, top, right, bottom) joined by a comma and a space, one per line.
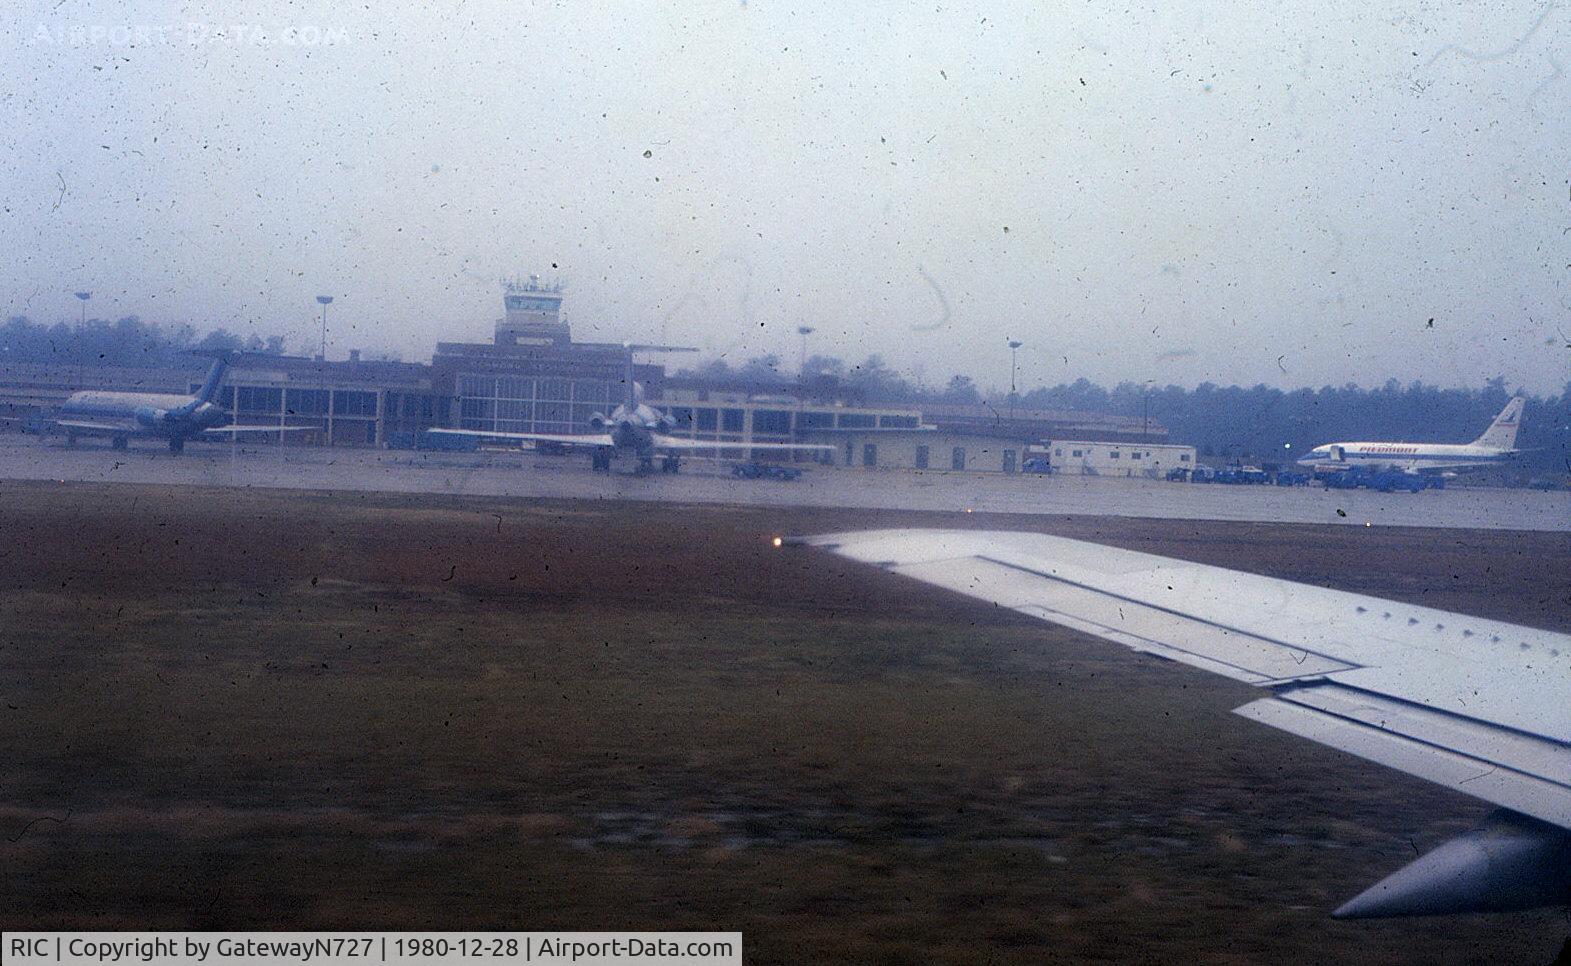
0, 481, 1565, 963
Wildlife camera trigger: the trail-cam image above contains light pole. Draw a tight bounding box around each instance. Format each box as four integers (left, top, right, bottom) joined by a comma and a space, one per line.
74, 291, 91, 324
315, 295, 334, 361
797, 325, 815, 376
1143, 380, 1153, 443
1007, 340, 1023, 416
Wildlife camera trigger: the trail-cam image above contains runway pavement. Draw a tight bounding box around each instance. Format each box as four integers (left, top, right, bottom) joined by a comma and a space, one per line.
1, 433, 1566, 531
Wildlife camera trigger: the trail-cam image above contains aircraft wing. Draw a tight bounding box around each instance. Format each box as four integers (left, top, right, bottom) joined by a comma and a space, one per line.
651, 435, 834, 455
797, 529, 1571, 917
55, 419, 132, 434
201, 425, 317, 435
423, 428, 616, 448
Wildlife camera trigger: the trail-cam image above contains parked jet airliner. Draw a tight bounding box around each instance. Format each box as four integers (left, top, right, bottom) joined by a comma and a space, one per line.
49, 353, 298, 453
1297, 397, 1525, 475
429, 344, 833, 474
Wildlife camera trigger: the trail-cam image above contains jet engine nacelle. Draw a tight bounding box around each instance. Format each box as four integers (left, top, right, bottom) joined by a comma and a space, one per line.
587, 412, 609, 430
134, 406, 167, 429
655, 413, 677, 434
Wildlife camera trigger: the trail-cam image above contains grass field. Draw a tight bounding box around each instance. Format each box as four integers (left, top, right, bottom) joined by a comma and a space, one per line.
1, 481, 1567, 963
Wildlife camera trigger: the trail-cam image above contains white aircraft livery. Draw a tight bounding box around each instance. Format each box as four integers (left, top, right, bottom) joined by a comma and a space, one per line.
51, 353, 300, 453
1298, 397, 1525, 475
793, 528, 1571, 918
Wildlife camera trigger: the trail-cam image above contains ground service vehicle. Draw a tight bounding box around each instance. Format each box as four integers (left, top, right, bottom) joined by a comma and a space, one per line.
1322, 467, 1441, 493
731, 462, 803, 481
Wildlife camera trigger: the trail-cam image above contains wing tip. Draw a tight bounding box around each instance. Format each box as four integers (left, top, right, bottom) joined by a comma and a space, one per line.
1332, 810, 1571, 919
775, 534, 834, 550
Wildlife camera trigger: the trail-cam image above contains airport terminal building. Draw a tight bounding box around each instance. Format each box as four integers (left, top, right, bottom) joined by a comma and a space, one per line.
1, 282, 1173, 473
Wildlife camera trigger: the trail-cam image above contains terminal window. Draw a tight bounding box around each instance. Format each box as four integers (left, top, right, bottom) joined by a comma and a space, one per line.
915, 445, 929, 470
951, 447, 966, 470
457, 375, 496, 397
862, 443, 877, 467
572, 379, 613, 403
753, 409, 792, 434
1109, 451, 1120, 459
334, 390, 377, 417
722, 409, 745, 432
237, 386, 281, 411
505, 296, 559, 311
288, 388, 330, 416
460, 397, 495, 423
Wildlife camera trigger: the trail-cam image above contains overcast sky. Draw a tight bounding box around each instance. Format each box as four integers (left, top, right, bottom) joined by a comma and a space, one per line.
4, 1, 1569, 392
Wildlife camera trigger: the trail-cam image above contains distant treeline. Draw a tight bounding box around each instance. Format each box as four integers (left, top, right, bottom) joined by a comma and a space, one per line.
1064, 378, 1569, 468
686, 353, 1571, 473
0, 315, 285, 370
4, 320, 1565, 474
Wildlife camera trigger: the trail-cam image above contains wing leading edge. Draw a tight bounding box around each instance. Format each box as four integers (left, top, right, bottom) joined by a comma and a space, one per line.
424, 427, 616, 448
650, 435, 834, 455
801, 528, 1571, 917
55, 419, 132, 434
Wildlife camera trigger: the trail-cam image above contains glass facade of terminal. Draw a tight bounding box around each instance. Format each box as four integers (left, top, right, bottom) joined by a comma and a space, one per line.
454, 374, 623, 435
216, 384, 392, 446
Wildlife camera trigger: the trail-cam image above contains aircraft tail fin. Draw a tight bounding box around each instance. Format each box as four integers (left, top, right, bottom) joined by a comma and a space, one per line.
175, 354, 231, 414
623, 344, 637, 409
616, 344, 697, 409
1471, 397, 1525, 450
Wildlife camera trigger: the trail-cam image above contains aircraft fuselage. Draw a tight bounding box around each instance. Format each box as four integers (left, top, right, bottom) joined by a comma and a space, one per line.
60, 391, 231, 440
1298, 441, 1514, 475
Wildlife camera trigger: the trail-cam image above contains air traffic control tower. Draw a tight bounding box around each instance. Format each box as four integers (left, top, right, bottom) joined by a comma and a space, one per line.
496, 276, 569, 346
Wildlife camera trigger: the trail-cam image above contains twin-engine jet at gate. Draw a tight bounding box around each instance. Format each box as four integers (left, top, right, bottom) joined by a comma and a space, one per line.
428, 345, 833, 474
1297, 397, 1525, 476
48, 353, 305, 454
793, 529, 1571, 919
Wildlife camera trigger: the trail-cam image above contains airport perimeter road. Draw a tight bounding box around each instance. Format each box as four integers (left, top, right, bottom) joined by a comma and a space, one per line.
0, 434, 1566, 531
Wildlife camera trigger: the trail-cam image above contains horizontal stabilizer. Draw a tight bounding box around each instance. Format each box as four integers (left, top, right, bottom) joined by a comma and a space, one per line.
1333, 810, 1571, 918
